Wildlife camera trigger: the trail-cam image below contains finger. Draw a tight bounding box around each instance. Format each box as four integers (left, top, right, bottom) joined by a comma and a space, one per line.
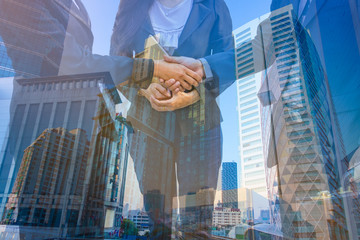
150, 101, 162, 111
167, 81, 180, 92
176, 75, 192, 89
138, 89, 145, 96
164, 55, 180, 64
182, 75, 198, 89
138, 88, 149, 98
179, 86, 185, 92
150, 96, 171, 108
185, 68, 202, 84
173, 88, 180, 94
159, 78, 165, 83
155, 84, 171, 98
164, 79, 176, 88
150, 96, 171, 111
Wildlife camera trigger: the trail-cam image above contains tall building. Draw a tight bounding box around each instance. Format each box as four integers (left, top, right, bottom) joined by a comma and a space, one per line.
0, 72, 130, 238
4, 127, 89, 231
344, 147, 360, 239
0, 73, 104, 218
83, 87, 131, 233
233, 26, 268, 198
236, 4, 349, 239
0, 36, 15, 78
221, 162, 238, 208
0, 0, 71, 79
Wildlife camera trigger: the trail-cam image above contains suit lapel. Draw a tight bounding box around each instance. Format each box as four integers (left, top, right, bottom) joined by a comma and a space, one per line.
178, 0, 211, 48
142, 15, 155, 36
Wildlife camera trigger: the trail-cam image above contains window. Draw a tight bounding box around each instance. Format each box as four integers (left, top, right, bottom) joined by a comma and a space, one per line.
270, 11, 289, 21
241, 118, 259, 127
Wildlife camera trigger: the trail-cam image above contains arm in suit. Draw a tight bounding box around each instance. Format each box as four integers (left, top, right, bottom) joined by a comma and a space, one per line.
203, 0, 236, 97
0, 0, 153, 86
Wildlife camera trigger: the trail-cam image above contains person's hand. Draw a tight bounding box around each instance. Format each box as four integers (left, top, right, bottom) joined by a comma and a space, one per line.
159, 78, 184, 94
139, 83, 171, 101
159, 55, 205, 93
154, 60, 201, 91
164, 55, 205, 79
149, 90, 200, 111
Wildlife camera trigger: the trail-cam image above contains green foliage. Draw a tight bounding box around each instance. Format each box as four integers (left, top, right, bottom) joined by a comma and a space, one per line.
121, 219, 139, 236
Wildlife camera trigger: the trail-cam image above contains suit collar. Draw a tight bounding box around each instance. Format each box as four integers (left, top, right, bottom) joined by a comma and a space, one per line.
142, 15, 155, 36
141, 0, 211, 48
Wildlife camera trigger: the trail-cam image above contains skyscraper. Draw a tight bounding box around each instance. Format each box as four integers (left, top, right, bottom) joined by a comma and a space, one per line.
240, 4, 349, 239
83, 85, 130, 233
233, 25, 268, 197
0, 73, 104, 217
0, 36, 15, 78
222, 162, 238, 208
4, 127, 89, 231
0, 72, 131, 238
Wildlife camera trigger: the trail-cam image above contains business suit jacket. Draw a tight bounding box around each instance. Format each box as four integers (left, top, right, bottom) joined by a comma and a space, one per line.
111, 0, 236, 137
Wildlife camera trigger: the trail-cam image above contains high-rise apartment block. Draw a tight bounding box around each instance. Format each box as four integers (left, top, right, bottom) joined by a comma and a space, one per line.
4, 127, 89, 231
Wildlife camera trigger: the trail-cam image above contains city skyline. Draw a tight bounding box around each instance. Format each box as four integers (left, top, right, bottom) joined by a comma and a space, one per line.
0, 0, 359, 239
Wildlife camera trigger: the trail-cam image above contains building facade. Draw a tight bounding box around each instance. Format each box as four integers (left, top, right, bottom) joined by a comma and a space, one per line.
221, 162, 238, 208
251, 5, 348, 240
233, 25, 268, 198
0, 72, 130, 238
212, 205, 241, 228
0, 36, 15, 78
4, 127, 88, 232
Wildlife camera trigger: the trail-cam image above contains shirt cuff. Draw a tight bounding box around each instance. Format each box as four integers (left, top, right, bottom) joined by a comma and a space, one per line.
199, 58, 213, 80
196, 58, 215, 93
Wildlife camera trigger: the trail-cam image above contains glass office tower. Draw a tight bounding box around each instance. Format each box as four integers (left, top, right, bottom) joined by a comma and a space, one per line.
259, 5, 348, 239
234, 24, 268, 198
0, 36, 15, 78
235, 5, 350, 239
222, 162, 238, 208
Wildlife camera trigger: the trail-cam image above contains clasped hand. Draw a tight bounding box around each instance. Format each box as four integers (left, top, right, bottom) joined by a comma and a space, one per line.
141, 56, 204, 111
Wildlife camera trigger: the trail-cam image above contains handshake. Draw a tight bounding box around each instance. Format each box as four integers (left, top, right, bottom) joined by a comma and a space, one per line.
139, 55, 204, 112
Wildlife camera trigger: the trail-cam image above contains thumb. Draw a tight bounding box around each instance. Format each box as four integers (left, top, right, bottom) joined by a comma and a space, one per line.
139, 88, 149, 98
164, 55, 180, 64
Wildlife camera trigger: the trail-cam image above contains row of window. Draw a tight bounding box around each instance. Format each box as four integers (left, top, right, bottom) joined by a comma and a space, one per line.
22, 79, 102, 92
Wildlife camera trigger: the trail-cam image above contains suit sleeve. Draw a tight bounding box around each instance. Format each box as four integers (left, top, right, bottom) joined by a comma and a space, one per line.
0, 0, 153, 88
203, 0, 236, 97
58, 30, 153, 88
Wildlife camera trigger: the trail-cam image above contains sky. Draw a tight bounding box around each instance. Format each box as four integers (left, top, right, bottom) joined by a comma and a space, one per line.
83, 0, 273, 186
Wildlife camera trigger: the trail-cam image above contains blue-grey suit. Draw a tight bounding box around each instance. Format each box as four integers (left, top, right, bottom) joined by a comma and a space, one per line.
110, 0, 236, 232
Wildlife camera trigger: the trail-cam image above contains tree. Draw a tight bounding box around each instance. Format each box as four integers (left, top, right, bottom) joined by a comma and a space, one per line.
121, 219, 138, 237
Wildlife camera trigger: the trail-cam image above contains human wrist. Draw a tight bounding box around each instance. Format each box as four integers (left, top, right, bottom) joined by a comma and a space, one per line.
154, 60, 162, 78
131, 58, 154, 88
196, 59, 205, 79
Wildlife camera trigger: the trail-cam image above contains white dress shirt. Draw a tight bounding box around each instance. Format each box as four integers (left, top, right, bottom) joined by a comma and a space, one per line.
149, 0, 193, 55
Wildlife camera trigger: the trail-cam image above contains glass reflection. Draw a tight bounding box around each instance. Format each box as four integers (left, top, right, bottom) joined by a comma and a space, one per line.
0, 0, 359, 239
